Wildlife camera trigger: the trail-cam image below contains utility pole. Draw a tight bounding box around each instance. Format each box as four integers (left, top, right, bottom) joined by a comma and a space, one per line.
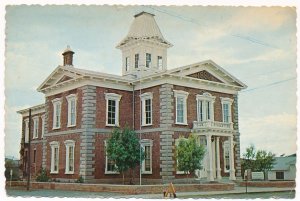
27, 108, 32, 191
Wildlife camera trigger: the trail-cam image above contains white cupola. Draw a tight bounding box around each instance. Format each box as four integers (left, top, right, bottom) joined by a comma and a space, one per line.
116, 11, 173, 77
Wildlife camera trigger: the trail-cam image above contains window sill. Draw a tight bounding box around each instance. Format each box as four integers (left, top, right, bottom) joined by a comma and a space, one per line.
67, 124, 76, 128
142, 171, 152, 174
142, 124, 152, 127
106, 124, 119, 127
52, 127, 61, 130
105, 171, 119, 175
50, 171, 59, 174
175, 122, 188, 125
65, 172, 74, 175
176, 171, 185, 175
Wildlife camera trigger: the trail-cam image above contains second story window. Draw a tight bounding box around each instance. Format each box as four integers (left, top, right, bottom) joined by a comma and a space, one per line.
140, 92, 153, 126
33, 116, 39, 139
174, 90, 189, 125
105, 93, 122, 126
221, 97, 233, 123
41, 115, 45, 138
135, 54, 139, 68
125, 57, 130, 71
24, 119, 29, 143
196, 93, 216, 122
52, 98, 62, 129
157, 56, 163, 69
146, 53, 151, 68
66, 94, 77, 127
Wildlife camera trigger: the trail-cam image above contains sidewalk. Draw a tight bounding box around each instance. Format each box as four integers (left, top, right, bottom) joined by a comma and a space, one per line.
119, 186, 295, 198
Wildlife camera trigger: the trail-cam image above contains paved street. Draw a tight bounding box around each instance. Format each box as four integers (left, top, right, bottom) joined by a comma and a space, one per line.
6, 186, 295, 199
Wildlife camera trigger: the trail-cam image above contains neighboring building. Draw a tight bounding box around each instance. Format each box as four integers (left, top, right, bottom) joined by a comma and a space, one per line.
17, 11, 246, 184
268, 155, 296, 181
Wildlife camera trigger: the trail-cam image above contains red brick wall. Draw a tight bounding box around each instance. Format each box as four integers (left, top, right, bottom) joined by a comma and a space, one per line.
95, 87, 133, 129
94, 132, 161, 180
30, 143, 43, 178
47, 88, 83, 132
45, 134, 81, 180
133, 86, 161, 130
173, 85, 234, 129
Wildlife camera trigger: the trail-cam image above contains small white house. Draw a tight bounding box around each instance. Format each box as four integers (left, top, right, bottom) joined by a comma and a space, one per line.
268, 155, 296, 181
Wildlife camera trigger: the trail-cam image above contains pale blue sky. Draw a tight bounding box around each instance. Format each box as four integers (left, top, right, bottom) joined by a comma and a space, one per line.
4, 5, 297, 159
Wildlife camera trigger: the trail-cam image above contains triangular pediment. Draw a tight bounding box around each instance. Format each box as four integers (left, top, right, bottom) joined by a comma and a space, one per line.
187, 70, 223, 83
37, 66, 83, 92
168, 60, 246, 88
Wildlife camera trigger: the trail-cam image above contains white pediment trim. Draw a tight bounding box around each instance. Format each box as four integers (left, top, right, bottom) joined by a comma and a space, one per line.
167, 60, 247, 88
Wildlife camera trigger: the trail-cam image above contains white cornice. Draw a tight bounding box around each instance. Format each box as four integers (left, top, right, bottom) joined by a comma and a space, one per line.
17, 104, 45, 117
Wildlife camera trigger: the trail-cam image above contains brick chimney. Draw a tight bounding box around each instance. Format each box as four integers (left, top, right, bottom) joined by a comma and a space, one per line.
62, 46, 74, 66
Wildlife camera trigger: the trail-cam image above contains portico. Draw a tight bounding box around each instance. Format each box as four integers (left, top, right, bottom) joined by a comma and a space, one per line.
193, 120, 237, 182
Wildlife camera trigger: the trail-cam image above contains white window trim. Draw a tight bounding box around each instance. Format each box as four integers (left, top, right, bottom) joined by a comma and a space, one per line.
196, 93, 216, 122
140, 92, 153, 126
41, 115, 45, 138
52, 98, 62, 130
141, 139, 153, 174
175, 138, 187, 174
174, 90, 189, 125
32, 116, 39, 139
50, 141, 60, 174
220, 97, 233, 123
24, 119, 29, 143
125, 56, 130, 71
105, 93, 122, 127
64, 140, 75, 174
223, 140, 230, 173
66, 94, 77, 127
104, 141, 119, 174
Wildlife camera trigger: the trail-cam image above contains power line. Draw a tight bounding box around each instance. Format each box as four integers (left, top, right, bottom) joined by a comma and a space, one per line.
145, 6, 278, 49
240, 77, 296, 93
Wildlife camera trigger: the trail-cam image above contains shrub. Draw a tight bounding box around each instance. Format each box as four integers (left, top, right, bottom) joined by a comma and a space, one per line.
75, 175, 84, 183
36, 168, 50, 182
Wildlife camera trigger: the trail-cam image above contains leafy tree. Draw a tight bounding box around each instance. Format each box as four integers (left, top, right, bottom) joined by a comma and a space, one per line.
106, 127, 144, 184
176, 134, 205, 180
242, 144, 256, 171
241, 145, 276, 179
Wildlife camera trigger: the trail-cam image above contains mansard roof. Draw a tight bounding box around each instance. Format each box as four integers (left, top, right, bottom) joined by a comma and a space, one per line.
116, 11, 172, 48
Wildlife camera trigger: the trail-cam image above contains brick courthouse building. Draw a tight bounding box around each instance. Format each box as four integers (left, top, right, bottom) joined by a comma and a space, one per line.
18, 12, 246, 184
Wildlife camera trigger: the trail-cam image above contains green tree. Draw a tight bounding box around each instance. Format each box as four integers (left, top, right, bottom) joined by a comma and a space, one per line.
242, 144, 256, 171
176, 134, 205, 180
241, 145, 276, 179
106, 127, 144, 184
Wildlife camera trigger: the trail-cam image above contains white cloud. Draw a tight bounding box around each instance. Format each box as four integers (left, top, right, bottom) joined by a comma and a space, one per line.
240, 113, 297, 156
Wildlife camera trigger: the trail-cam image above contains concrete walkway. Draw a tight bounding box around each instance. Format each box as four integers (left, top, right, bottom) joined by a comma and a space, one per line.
119, 186, 295, 198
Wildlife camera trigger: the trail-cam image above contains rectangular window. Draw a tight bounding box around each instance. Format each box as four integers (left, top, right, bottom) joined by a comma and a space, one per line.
65, 140, 75, 174
157, 56, 163, 69
25, 120, 29, 143
146, 53, 151, 68
50, 142, 59, 174
70, 99, 76, 125
223, 103, 230, 123
33, 118, 39, 138
135, 54, 139, 68
126, 57, 130, 71
141, 139, 153, 174
41, 116, 45, 138
224, 141, 230, 172
197, 100, 204, 121
276, 171, 284, 180
33, 149, 36, 163
144, 146, 151, 171
68, 146, 74, 172
108, 99, 116, 125
105, 93, 121, 126
176, 97, 184, 123
145, 99, 152, 125
52, 99, 62, 129
206, 101, 211, 120
67, 95, 76, 127
104, 141, 118, 174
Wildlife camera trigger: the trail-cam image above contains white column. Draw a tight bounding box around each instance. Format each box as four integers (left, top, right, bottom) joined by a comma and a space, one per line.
216, 137, 222, 180
206, 134, 214, 181
229, 136, 236, 180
